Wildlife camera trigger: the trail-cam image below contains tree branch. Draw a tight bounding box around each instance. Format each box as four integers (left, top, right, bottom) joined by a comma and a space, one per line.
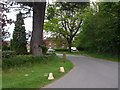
58, 29, 67, 39
72, 20, 82, 38
60, 14, 70, 37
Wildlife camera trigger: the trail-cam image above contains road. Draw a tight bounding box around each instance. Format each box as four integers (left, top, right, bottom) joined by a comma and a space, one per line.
44, 54, 118, 88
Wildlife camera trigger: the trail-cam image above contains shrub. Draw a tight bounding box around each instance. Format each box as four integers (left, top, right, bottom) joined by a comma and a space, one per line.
54, 48, 68, 52
2, 41, 10, 51
40, 45, 48, 54
2, 50, 16, 58
2, 54, 56, 69
76, 45, 85, 51
2, 46, 10, 51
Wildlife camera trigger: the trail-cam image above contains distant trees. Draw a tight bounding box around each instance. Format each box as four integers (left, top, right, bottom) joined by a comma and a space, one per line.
76, 2, 120, 55
12, 12, 27, 54
45, 2, 88, 52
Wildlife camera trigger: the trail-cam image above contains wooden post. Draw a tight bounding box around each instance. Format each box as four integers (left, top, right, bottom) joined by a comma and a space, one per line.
63, 52, 66, 62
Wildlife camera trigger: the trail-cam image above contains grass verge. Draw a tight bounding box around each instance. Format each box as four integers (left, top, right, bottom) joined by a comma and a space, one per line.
2, 54, 73, 89
56, 51, 119, 62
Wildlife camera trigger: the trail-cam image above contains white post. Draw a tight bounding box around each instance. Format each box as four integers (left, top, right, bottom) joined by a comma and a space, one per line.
48, 72, 54, 80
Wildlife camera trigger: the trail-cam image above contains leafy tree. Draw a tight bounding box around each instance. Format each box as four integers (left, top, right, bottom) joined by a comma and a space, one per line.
76, 9, 95, 51
12, 12, 27, 54
76, 2, 120, 55
45, 2, 89, 52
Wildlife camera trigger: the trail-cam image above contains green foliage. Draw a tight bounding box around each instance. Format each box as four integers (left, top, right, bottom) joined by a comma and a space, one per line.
2, 46, 10, 51
54, 48, 68, 52
40, 45, 48, 54
46, 4, 56, 20
76, 45, 85, 51
57, 2, 89, 11
2, 41, 10, 51
12, 12, 27, 55
2, 54, 55, 69
45, 2, 89, 52
2, 50, 16, 58
76, 2, 120, 55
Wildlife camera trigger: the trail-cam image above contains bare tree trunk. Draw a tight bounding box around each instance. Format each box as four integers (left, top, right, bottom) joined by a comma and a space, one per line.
68, 43, 72, 52
30, 2, 46, 56
67, 39, 72, 53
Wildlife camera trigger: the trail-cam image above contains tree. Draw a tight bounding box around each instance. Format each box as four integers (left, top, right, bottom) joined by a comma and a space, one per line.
45, 2, 88, 52
5, 1, 46, 56
76, 2, 120, 56
30, 2, 46, 56
0, 1, 14, 51
1, 1, 46, 56
12, 12, 27, 54
17, 2, 46, 56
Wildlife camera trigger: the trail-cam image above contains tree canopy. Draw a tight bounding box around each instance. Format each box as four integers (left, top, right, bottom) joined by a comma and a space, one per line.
45, 2, 89, 52
12, 12, 27, 54
76, 2, 120, 56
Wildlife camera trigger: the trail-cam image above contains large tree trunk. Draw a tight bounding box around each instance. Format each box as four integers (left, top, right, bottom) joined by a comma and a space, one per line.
30, 2, 46, 56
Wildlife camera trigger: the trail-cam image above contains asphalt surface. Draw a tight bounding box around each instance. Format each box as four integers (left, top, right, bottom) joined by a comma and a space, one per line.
44, 54, 118, 88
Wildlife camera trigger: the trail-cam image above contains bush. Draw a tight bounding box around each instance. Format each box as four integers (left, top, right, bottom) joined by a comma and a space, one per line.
2, 50, 16, 58
40, 45, 48, 54
2, 45, 10, 51
54, 48, 68, 52
2, 54, 56, 69
76, 45, 85, 51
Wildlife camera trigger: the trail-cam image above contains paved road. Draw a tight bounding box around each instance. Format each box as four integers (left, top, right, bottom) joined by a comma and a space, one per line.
44, 54, 118, 88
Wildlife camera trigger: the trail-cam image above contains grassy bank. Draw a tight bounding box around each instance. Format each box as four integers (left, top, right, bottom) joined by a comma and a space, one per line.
2, 54, 73, 89
56, 51, 119, 62
0, 70, 2, 90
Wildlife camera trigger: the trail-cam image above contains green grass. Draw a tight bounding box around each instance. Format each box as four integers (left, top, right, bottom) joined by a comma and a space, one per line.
81, 51, 119, 62
56, 51, 119, 62
0, 70, 2, 90
2, 55, 73, 89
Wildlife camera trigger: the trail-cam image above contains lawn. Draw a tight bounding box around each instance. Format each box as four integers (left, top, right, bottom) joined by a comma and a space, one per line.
0, 70, 2, 90
2, 54, 73, 89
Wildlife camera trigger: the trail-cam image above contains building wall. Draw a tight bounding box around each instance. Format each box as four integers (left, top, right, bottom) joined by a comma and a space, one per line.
44, 38, 68, 49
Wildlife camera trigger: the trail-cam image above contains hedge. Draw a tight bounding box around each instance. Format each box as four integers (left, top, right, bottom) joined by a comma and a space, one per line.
2, 54, 56, 69
54, 48, 68, 52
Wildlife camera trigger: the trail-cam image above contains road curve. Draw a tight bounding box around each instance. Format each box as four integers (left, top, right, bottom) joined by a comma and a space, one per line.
44, 54, 118, 88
